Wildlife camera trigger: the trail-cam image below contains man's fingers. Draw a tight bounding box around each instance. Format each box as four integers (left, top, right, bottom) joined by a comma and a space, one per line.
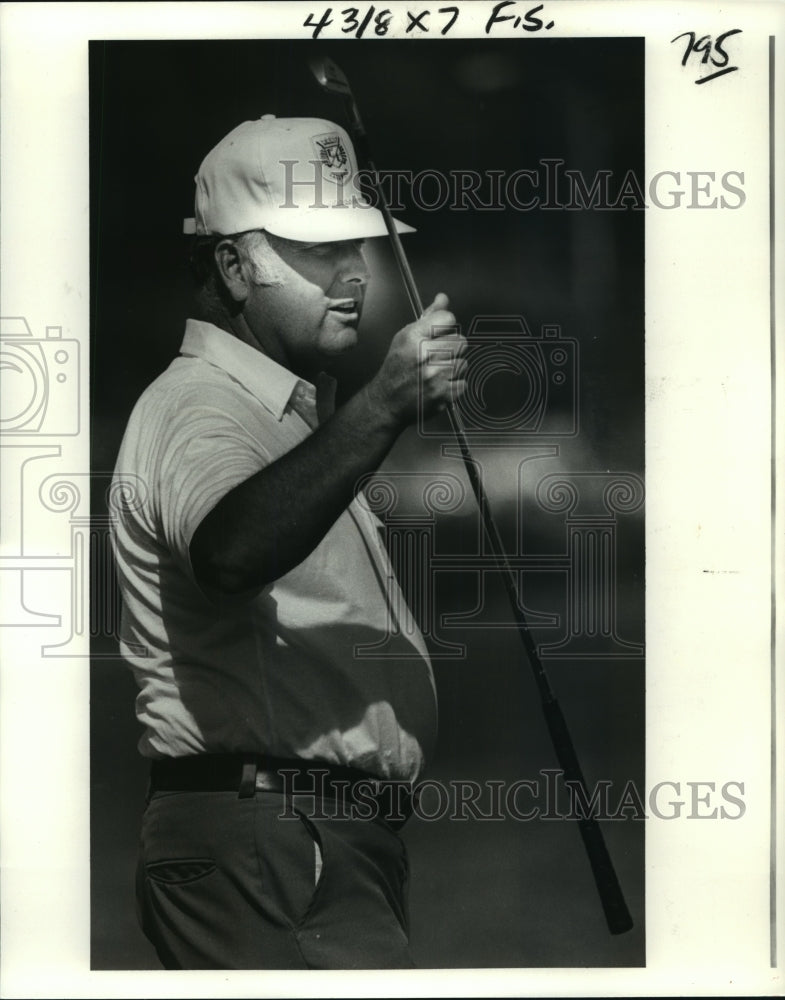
451, 357, 469, 380
424, 312, 460, 340
447, 336, 468, 357
434, 379, 467, 412
422, 292, 450, 315
423, 336, 467, 368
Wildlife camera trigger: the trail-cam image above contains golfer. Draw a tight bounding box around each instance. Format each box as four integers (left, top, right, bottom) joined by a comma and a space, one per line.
110, 114, 467, 969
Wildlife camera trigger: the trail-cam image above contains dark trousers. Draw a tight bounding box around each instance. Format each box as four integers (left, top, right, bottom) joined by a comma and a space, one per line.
136, 788, 414, 969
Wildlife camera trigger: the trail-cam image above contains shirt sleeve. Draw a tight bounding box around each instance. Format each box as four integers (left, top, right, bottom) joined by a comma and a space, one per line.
153, 378, 276, 578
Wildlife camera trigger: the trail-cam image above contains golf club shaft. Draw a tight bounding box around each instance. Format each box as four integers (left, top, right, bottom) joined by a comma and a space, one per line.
365, 156, 633, 936
318, 60, 633, 936
342, 92, 559, 703
339, 109, 424, 317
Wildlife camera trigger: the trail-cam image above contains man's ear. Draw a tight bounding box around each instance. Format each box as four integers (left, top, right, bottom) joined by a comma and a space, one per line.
214, 239, 249, 304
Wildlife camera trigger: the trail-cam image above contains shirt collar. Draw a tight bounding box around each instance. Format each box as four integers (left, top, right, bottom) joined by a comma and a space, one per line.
180, 319, 334, 424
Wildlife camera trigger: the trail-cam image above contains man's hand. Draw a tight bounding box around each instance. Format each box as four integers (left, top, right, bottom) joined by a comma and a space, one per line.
190, 293, 468, 597
367, 293, 468, 424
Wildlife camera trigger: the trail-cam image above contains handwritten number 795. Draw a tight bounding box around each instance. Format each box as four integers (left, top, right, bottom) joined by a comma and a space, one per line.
671, 29, 742, 85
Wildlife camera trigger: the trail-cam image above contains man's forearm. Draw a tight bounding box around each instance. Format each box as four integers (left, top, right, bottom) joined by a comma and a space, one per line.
189, 381, 403, 595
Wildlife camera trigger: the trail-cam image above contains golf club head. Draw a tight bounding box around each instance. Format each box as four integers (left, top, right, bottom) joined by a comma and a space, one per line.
309, 55, 353, 97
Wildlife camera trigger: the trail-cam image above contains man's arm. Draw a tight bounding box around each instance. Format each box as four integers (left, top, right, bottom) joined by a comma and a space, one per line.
189, 294, 466, 596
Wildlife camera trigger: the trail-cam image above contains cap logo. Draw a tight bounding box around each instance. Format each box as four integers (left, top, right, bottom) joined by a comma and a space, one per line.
312, 132, 351, 183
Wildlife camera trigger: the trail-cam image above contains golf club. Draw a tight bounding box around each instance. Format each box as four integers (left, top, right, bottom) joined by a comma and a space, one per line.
310, 54, 634, 936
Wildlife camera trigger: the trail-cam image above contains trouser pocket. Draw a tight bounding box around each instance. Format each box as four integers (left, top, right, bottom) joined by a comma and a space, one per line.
136, 789, 412, 969
286, 806, 414, 969
251, 796, 328, 929
137, 790, 308, 969
145, 857, 217, 885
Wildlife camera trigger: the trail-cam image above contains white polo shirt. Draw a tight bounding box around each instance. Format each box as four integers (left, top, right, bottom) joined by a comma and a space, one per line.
111, 319, 437, 782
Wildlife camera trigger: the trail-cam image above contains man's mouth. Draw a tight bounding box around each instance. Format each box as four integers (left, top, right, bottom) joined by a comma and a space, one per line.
327, 297, 360, 322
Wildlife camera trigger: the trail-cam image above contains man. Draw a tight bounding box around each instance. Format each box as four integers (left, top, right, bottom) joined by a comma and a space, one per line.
110, 114, 467, 970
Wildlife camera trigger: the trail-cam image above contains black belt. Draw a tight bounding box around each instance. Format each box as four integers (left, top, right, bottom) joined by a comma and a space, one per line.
148, 753, 416, 830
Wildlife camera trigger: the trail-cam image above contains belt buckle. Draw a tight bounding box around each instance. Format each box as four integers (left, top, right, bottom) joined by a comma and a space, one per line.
238, 760, 257, 798
255, 768, 282, 793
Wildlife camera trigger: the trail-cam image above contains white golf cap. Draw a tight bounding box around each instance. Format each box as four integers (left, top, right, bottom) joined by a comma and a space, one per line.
183, 115, 415, 242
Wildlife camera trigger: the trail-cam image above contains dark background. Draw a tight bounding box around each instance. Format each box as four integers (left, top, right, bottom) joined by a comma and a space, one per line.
90, 37, 645, 969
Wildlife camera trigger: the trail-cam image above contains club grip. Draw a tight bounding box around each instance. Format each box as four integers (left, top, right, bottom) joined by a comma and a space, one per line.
542, 698, 634, 935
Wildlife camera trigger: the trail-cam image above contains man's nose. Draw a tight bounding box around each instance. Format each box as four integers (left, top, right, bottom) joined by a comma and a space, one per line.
340, 246, 370, 287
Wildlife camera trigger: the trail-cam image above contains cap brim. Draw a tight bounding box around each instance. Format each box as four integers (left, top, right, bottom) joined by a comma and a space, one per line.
184, 206, 415, 241
265, 206, 415, 242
